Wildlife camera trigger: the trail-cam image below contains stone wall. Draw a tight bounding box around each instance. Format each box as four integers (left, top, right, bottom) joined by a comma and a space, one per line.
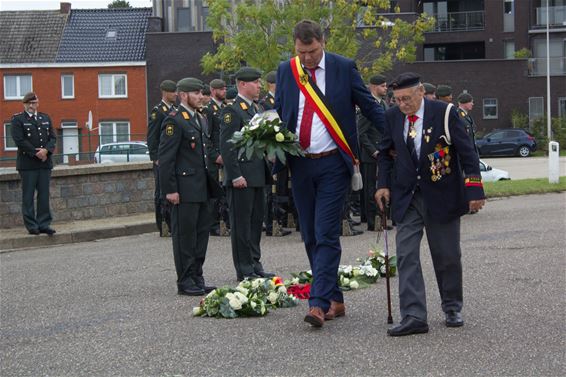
0, 162, 154, 229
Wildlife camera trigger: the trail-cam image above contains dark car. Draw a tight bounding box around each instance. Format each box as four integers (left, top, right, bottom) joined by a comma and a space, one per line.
475, 128, 537, 157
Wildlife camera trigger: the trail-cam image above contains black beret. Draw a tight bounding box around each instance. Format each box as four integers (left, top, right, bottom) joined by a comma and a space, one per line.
160, 80, 177, 92
423, 82, 436, 94
202, 85, 211, 96
457, 92, 473, 104
369, 74, 387, 85
177, 78, 204, 92
210, 79, 226, 89
226, 87, 238, 100
389, 72, 421, 90
22, 92, 38, 103
436, 85, 452, 97
235, 67, 262, 82
265, 71, 277, 84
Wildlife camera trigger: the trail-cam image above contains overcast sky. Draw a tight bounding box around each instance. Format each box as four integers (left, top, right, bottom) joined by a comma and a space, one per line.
0, 0, 153, 10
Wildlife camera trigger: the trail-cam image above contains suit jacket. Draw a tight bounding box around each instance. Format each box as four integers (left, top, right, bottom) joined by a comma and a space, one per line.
219, 96, 269, 187
259, 93, 275, 111
147, 101, 175, 161
202, 99, 223, 166
274, 52, 385, 174
11, 111, 56, 170
377, 99, 484, 223
358, 98, 387, 163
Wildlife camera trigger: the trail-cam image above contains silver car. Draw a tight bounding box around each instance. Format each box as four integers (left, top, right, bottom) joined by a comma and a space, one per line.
94, 141, 150, 163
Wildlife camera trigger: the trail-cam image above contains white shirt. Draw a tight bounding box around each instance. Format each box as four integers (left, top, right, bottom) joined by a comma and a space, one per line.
296, 52, 336, 153
403, 99, 425, 160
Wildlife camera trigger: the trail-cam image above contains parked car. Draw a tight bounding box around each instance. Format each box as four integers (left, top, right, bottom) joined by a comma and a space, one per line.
475, 128, 537, 157
94, 141, 150, 163
480, 159, 510, 182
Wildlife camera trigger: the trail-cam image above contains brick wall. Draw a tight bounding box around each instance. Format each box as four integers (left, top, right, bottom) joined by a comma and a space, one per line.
0, 162, 154, 229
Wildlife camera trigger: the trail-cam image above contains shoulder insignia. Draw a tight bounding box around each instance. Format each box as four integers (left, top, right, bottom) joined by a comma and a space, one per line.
162, 105, 168, 112
151, 110, 157, 120
240, 102, 248, 111
212, 104, 219, 111
182, 111, 190, 120
166, 124, 175, 136
457, 108, 465, 117
223, 113, 232, 124
269, 98, 274, 105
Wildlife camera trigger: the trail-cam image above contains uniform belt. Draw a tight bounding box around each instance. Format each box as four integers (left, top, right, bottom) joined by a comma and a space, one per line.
303, 149, 339, 159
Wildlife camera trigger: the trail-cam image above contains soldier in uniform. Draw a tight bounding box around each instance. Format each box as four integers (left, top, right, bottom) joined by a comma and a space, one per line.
358, 74, 387, 231
436, 85, 453, 103
423, 83, 436, 100
11, 92, 57, 235
201, 85, 211, 109
159, 78, 220, 296
457, 92, 479, 155
225, 87, 238, 105
147, 80, 177, 236
220, 67, 275, 281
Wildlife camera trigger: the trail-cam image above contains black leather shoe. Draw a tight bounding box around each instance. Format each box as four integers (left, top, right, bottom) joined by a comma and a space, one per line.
387, 316, 429, 337
28, 229, 40, 235
237, 273, 262, 282
178, 286, 205, 296
194, 277, 217, 293
256, 271, 276, 278
39, 228, 56, 236
445, 311, 464, 327
209, 228, 221, 236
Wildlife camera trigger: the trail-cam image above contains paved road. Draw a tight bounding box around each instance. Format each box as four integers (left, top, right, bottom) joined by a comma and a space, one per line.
1, 193, 565, 376
483, 156, 566, 180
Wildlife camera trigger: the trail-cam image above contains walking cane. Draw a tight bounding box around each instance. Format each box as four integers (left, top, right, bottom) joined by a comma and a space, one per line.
381, 199, 393, 324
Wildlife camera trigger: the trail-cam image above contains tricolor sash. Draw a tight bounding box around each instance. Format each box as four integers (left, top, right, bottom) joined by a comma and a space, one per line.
290, 56, 358, 164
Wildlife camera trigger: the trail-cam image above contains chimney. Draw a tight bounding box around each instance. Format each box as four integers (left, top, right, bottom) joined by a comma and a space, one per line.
60, 2, 71, 14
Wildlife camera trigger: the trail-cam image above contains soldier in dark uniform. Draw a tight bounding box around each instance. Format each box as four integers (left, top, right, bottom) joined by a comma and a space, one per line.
11, 92, 57, 235
423, 83, 436, 100
457, 92, 479, 155
358, 74, 387, 231
159, 78, 220, 296
436, 85, 453, 103
225, 87, 237, 105
202, 84, 211, 107
220, 67, 275, 281
147, 80, 177, 236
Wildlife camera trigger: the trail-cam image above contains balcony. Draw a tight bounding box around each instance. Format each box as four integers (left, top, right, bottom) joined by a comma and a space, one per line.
428, 10, 485, 32
528, 57, 566, 76
535, 6, 566, 27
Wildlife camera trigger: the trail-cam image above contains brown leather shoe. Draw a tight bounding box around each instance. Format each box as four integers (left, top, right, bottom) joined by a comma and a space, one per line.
325, 301, 346, 320
304, 307, 325, 327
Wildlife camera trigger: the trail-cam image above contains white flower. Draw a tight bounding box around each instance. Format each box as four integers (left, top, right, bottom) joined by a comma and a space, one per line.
225, 293, 242, 310
268, 291, 278, 304
273, 125, 280, 132
250, 301, 257, 309
236, 286, 249, 296
380, 265, 387, 275
342, 277, 350, 285
251, 279, 261, 289
341, 265, 353, 275
291, 277, 300, 285
192, 306, 204, 316
277, 286, 287, 294
275, 132, 285, 142
233, 292, 249, 304
350, 281, 360, 289
352, 268, 361, 277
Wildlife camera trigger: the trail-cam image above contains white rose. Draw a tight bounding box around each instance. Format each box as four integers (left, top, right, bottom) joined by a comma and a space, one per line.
277, 286, 287, 293
342, 277, 350, 285
274, 125, 280, 132
225, 293, 242, 310
251, 279, 261, 289
192, 306, 204, 316
380, 265, 387, 274
236, 286, 249, 296
350, 281, 360, 289
268, 291, 278, 304
234, 292, 249, 304
343, 265, 353, 275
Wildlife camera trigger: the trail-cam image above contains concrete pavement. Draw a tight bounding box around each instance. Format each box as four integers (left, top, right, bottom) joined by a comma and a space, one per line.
483, 156, 566, 180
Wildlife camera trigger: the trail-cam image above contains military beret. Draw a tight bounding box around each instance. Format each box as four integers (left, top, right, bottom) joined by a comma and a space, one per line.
226, 87, 238, 100
22, 92, 38, 103
389, 72, 421, 90
457, 92, 473, 104
436, 85, 452, 97
369, 74, 387, 85
176, 77, 204, 92
202, 85, 211, 95
234, 67, 262, 82
160, 80, 177, 92
210, 79, 226, 89
265, 71, 277, 84
423, 82, 436, 95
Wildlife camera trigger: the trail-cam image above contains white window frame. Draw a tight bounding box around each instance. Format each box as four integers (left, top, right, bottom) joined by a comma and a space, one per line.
99, 121, 131, 144
61, 74, 75, 99
483, 98, 498, 119
3, 74, 32, 100
98, 73, 127, 98
4, 123, 18, 151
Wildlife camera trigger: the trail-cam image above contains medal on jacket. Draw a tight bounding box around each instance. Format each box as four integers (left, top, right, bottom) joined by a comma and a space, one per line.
428, 144, 451, 182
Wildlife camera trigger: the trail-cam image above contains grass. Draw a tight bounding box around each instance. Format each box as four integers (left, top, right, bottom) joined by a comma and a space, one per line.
484, 176, 566, 198
531, 150, 566, 157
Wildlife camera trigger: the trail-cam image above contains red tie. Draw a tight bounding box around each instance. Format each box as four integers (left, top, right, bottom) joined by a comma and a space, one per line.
299, 68, 317, 149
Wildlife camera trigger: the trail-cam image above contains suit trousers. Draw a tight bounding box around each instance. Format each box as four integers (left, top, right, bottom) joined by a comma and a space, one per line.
18, 169, 52, 231
289, 153, 350, 311
171, 202, 213, 290
395, 190, 463, 322
226, 186, 265, 277
360, 161, 378, 228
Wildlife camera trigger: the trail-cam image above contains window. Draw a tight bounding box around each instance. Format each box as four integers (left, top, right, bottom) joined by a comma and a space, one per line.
503, 0, 514, 32
99, 121, 130, 144
177, 7, 192, 32
559, 97, 566, 119
4, 123, 17, 150
202, 6, 210, 31
61, 74, 74, 99
483, 98, 498, 119
504, 40, 515, 59
423, 42, 485, 61
98, 74, 127, 98
3, 75, 32, 100
528, 97, 544, 124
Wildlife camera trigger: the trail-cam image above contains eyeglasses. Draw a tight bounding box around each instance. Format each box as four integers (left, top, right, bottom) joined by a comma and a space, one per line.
396, 95, 414, 104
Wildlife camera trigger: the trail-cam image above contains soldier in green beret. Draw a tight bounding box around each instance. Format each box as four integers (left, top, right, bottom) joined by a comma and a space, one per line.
423, 83, 436, 100
226, 87, 238, 104
220, 67, 276, 280
159, 77, 221, 296
436, 85, 453, 103
457, 92, 479, 155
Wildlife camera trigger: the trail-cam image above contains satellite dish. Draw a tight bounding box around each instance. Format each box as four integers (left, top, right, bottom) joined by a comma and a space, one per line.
87, 111, 93, 131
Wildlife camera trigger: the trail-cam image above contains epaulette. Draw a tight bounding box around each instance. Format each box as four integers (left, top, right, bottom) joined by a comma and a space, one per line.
239, 102, 248, 111
457, 108, 466, 117
161, 105, 168, 112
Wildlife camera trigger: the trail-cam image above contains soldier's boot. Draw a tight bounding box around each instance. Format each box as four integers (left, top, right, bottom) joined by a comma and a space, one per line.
219, 220, 230, 237
160, 220, 171, 237
267, 220, 291, 237
287, 213, 296, 230
342, 219, 363, 237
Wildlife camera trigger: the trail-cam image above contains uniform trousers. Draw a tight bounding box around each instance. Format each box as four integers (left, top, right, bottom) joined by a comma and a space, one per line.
19, 169, 52, 232
395, 189, 463, 322
360, 161, 378, 228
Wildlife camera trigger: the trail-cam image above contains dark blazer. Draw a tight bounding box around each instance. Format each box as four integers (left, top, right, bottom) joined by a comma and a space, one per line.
11, 111, 56, 170
147, 101, 174, 161
259, 93, 275, 111
219, 96, 269, 187
158, 107, 210, 203
274, 52, 385, 174
377, 99, 484, 223
202, 99, 223, 165
358, 98, 386, 163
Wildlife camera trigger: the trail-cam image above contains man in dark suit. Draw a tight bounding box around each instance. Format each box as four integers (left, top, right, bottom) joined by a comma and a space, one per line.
147, 80, 177, 236
11, 92, 57, 235
159, 78, 218, 296
274, 19, 385, 327
220, 67, 275, 281
375, 72, 486, 336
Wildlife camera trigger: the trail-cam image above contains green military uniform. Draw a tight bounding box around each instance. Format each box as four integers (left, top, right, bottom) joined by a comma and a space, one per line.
11, 102, 56, 234
220, 68, 272, 279
457, 92, 479, 155
159, 78, 220, 295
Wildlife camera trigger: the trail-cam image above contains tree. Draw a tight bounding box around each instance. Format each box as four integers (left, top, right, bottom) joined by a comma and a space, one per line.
202, 0, 434, 79
108, 0, 131, 9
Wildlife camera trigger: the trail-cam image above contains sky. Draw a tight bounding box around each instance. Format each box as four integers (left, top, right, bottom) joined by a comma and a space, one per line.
0, 0, 153, 10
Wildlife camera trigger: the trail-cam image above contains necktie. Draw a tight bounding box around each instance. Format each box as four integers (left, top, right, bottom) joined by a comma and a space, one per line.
406, 114, 419, 166
299, 68, 317, 149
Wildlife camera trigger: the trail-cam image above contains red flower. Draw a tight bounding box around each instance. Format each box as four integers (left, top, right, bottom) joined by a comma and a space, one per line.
272, 276, 284, 286
287, 283, 311, 300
